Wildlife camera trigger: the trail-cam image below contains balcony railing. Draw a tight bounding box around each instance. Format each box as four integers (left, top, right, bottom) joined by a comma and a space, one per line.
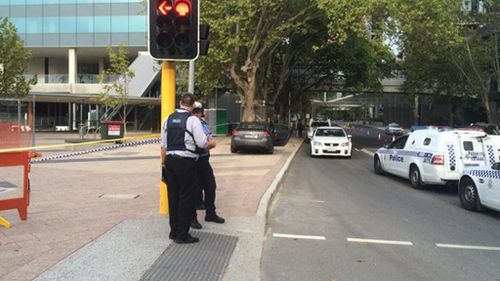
24, 74, 119, 84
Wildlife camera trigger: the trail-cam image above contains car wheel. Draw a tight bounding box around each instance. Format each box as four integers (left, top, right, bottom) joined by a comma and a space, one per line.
374, 156, 384, 175
267, 146, 274, 154
231, 147, 237, 153
459, 177, 482, 211
409, 165, 425, 189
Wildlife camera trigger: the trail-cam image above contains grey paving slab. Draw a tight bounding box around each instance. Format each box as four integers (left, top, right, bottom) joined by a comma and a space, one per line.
34, 219, 172, 281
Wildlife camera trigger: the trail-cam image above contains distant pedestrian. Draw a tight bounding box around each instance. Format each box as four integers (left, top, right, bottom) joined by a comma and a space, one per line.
161, 93, 216, 244
297, 120, 304, 138
190, 103, 225, 228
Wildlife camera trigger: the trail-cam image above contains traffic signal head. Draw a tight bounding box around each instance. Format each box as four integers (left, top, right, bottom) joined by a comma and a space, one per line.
149, 0, 199, 61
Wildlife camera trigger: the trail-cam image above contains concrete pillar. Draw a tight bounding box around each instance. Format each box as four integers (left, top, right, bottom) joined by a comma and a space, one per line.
68, 103, 72, 129
72, 103, 77, 130
68, 48, 77, 84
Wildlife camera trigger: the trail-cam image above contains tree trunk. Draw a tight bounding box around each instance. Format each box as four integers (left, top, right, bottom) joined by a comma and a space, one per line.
413, 95, 420, 125
242, 72, 257, 122
481, 90, 495, 124
123, 103, 127, 137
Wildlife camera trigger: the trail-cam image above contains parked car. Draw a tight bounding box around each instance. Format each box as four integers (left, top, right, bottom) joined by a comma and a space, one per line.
306, 119, 332, 142
310, 126, 352, 158
231, 122, 274, 154
273, 124, 291, 146
374, 128, 500, 188
458, 162, 500, 212
385, 123, 404, 135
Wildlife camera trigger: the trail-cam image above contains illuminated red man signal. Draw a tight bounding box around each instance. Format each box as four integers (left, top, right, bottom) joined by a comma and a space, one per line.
175, 0, 191, 17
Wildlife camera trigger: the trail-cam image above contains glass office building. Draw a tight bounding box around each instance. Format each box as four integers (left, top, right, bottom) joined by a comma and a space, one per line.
1, 0, 147, 47
0, 0, 159, 131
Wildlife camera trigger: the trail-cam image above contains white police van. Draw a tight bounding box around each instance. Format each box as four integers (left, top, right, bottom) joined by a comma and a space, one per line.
374, 128, 500, 188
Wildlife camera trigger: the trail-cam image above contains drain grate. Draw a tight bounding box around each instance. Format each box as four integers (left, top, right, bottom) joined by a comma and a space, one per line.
141, 231, 238, 281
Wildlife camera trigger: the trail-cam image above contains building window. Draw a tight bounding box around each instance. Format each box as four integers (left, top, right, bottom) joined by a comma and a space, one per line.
43, 17, 59, 33
77, 17, 94, 33
60, 17, 77, 33
129, 16, 146, 32
95, 16, 111, 32
27, 18, 43, 33
9, 18, 27, 34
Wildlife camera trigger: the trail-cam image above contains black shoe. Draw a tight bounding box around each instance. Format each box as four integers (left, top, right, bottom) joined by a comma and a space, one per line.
205, 214, 225, 224
169, 233, 176, 240
196, 203, 206, 210
175, 234, 199, 244
190, 220, 202, 229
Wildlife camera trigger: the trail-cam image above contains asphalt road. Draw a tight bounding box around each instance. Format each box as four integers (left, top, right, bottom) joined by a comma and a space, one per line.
261, 136, 500, 281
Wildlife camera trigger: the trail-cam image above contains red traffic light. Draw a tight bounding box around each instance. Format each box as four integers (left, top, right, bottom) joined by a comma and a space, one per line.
175, 0, 190, 17
158, 1, 172, 16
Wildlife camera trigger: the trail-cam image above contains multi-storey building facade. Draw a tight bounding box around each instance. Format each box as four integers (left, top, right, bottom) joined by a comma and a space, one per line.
0, 0, 160, 131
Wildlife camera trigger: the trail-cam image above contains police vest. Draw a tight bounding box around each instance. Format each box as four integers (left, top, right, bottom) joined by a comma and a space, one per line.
166, 111, 205, 154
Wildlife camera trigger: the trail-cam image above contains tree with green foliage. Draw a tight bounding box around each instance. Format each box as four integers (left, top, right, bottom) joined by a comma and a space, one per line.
98, 44, 135, 136
0, 18, 36, 98
391, 0, 464, 125
453, 0, 500, 124
199, 0, 319, 122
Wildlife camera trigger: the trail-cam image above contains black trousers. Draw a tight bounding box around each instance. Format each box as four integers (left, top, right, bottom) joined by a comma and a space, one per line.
195, 155, 217, 217
163, 155, 199, 240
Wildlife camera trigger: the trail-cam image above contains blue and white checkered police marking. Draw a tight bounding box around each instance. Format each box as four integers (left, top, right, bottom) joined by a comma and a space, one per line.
470, 169, 500, 180
447, 144, 456, 167
487, 145, 496, 165
31, 138, 160, 163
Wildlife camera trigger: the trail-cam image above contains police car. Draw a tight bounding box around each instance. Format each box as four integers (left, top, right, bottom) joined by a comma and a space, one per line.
310, 126, 352, 157
306, 118, 332, 142
458, 162, 500, 212
374, 128, 500, 188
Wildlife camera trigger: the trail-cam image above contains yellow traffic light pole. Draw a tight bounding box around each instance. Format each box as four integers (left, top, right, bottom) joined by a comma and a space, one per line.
160, 61, 176, 216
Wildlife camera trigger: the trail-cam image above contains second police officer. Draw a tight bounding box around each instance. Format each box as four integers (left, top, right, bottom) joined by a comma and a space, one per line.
190, 102, 225, 229
161, 93, 216, 244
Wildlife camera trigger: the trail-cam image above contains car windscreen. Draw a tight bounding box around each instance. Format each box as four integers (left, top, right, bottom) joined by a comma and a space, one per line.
315, 128, 345, 137
238, 123, 267, 131
311, 122, 329, 127
389, 124, 401, 128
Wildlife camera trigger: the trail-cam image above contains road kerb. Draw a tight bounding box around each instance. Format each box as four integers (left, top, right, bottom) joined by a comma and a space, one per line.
256, 140, 304, 218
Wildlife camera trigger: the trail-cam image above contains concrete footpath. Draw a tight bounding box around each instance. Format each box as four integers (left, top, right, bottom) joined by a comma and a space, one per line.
0, 133, 302, 281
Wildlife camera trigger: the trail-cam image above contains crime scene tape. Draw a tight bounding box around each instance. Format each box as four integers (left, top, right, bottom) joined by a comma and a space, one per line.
2, 122, 238, 163
31, 137, 160, 163
0, 134, 160, 154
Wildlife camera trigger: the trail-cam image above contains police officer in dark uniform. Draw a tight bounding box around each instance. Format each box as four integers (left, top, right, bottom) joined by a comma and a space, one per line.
161, 93, 216, 244
191, 103, 225, 227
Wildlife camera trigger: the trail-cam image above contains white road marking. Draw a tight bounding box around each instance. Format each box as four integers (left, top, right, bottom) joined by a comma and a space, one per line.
347, 238, 413, 246
436, 243, 500, 251
360, 149, 375, 157
273, 233, 326, 240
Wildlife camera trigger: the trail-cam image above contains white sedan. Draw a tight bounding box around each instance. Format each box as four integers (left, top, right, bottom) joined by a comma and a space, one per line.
458, 162, 500, 212
310, 127, 352, 158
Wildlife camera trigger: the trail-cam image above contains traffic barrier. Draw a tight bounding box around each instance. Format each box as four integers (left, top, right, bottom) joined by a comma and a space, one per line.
0, 151, 31, 221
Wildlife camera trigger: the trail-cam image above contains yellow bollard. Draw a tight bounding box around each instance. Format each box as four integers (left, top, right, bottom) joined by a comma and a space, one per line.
159, 61, 176, 216
0, 216, 12, 229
